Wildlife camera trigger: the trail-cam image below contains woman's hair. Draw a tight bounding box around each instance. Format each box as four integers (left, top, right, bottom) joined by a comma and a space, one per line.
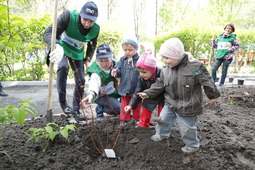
224, 23, 235, 32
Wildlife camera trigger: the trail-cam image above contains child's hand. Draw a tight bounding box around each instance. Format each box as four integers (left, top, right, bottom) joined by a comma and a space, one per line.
124, 106, 132, 113
80, 94, 93, 107
137, 92, 149, 99
209, 98, 218, 104
111, 68, 118, 77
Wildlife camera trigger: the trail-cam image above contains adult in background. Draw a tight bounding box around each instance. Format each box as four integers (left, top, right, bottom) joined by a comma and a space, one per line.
211, 23, 239, 87
0, 81, 8, 97
43, 1, 100, 120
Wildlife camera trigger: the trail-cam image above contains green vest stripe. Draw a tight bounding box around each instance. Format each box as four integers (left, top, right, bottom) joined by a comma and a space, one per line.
59, 10, 100, 60
215, 34, 236, 59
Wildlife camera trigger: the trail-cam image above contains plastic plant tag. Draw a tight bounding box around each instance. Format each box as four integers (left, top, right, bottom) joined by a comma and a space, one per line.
104, 149, 116, 158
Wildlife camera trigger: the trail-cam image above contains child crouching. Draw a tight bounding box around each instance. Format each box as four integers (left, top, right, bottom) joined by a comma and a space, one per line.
81, 44, 120, 118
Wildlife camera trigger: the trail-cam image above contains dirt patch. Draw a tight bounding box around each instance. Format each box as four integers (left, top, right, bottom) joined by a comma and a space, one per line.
1, 86, 255, 170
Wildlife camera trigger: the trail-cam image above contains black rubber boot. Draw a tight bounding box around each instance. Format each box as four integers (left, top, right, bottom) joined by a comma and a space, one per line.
60, 101, 72, 114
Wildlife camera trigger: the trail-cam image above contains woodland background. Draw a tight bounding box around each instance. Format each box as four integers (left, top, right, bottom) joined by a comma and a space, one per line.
1, 0, 255, 81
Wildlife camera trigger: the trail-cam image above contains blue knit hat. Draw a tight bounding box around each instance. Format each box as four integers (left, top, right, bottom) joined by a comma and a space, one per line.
121, 38, 138, 50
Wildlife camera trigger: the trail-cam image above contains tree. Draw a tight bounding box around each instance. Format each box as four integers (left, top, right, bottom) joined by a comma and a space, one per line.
133, 0, 146, 36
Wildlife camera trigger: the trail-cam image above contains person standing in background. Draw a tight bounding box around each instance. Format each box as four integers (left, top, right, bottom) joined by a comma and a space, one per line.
211, 23, 239, 87
0, 81, 8, 97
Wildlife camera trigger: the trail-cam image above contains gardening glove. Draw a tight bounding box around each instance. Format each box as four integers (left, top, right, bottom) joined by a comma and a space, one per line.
49, 44, 64, 63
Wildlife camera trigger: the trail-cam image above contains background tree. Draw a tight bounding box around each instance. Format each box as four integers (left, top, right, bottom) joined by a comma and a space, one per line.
133, 0, 145, 36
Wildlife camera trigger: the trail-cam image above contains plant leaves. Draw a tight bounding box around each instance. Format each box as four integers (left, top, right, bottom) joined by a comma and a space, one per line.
60, 129, 68, 140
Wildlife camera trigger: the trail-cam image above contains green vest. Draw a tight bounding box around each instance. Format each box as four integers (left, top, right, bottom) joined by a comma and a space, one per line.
87, 61, 119, 99
215, 34, 236, 59
59, 10, 100, 60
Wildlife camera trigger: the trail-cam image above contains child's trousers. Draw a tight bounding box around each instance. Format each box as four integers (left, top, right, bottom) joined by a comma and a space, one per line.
138, 104, 162, 128
155, 105, 200, 148
120, 96, 141, 121
95, 96, 120, 115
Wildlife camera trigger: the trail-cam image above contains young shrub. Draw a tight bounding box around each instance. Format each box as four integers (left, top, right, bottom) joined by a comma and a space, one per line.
26, 123, 77, 150
0, 99, 38, 126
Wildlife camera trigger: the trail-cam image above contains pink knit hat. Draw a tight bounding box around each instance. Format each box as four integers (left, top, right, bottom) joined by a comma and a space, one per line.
159, 38, 185, 62
136, 49, 157, 73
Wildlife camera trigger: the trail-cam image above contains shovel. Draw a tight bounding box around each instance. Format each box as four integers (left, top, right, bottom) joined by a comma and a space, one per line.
46, 0, 58, 122
104, 149, 116, 158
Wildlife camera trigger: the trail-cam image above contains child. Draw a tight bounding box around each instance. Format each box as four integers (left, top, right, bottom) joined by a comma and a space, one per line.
111, 37, 141, 126
81, 44, 120, 118
124, 49, 164, 128
138, 38, 220, 153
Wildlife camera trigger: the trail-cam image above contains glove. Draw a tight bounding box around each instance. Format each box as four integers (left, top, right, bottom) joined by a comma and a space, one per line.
49, 44, 64, 63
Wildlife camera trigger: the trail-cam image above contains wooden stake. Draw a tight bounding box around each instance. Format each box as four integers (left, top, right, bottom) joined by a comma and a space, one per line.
47, 0, 58, 122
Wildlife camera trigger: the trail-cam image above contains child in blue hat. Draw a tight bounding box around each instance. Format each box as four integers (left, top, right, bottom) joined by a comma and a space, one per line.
111, 37, 141, 126
81, 44, 120, 118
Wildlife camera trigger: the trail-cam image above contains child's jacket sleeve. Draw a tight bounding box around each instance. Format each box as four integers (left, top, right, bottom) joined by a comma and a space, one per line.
197, 65, 221, 99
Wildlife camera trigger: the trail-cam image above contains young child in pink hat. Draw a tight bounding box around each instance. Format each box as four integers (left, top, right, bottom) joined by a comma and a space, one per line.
124, 49, 164, 128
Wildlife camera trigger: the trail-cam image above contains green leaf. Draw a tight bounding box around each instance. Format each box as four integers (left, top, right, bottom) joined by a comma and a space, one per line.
66, 124, 77, 131
12, 107, 26, 126
47, 123, 58, 127
49, 131, 59, 141
60, 129, 68, 140
45, 126, 53, 134
0, 110, 8, 123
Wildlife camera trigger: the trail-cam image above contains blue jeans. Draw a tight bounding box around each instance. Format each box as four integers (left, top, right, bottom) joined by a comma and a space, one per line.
95, 96, 120, 115
57, 56, 85, 111
212, 58, 232, 86
155, 105, 200, 148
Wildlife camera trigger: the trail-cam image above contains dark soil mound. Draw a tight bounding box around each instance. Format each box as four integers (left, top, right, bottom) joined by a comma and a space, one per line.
1, 86, 255, 170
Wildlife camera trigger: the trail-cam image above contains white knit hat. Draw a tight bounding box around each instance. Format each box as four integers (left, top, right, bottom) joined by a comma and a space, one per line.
159, 38, 185, 62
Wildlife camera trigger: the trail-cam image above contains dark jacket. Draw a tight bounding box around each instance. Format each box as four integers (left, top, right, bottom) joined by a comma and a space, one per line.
143, 55, 220, 116
43, 10, 99, 65
115, 53, 140, 97
130, 67, 164, 112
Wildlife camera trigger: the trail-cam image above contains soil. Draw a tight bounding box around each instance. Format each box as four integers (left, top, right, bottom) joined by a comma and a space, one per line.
1, 86, 255, 170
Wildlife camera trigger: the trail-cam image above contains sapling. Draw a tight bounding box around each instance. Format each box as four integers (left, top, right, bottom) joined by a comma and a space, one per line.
26, 123, 76, 150
0, 99, 37, 167
0, 150, 14, 167
0, 99, 38, 126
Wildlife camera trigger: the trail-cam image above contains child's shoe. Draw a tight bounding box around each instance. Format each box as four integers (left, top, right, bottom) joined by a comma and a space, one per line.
151, 133, 167, 142
95, 106, 104, 118
181, 145, 199, 153
136, 121, 148, 128
149, 123, 155, 128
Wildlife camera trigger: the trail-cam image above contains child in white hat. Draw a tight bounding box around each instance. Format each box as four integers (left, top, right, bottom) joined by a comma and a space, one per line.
124, 49, 164, 128
138, 38, 220, 153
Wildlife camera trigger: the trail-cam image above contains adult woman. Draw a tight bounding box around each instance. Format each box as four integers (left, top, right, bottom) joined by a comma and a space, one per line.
211, 23, 239, 87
